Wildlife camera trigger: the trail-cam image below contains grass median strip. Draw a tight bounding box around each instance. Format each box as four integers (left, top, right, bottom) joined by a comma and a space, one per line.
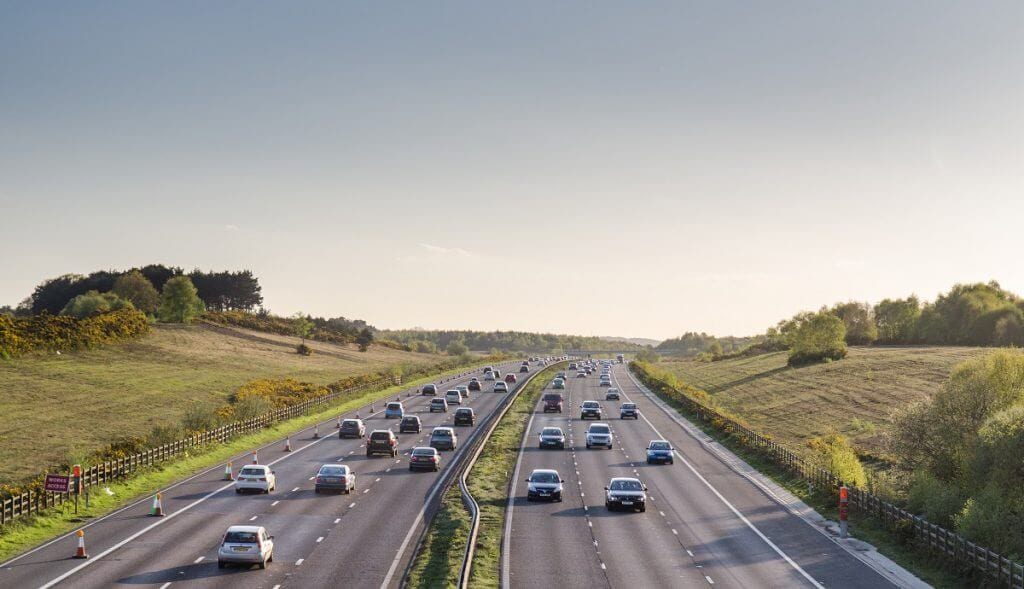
407, 362, 563, 588
0, 360, 501, 563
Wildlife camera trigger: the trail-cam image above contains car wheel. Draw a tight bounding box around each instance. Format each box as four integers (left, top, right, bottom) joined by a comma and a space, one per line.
586, 444, 591, 449
235, 488, 241, 494
314, 488, 320, 494
669, 459, 674, 465
366, 451, 372, 457
639, 506, 646, 513
258, 559, 267, 570
218, 560, 226, 569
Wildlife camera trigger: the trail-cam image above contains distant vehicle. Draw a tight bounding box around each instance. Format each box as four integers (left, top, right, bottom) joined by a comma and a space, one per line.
617, 354, 625, 363
366, 430, 398, 457
542, 393, 563, 413
445, 390, 462, 405
483, 366, 494, 374
385, 402, 404, 419
646, 440, 674, 464
493, 370, 503, 380
314, 464, 355, 494
484, 372, 496, 381
454, 407, 475, 426
605, 477, 647, 512
556, 371, 567, 380
538, 426, 566, 449
456, 385, 469, 397
429, 427, 457, 451
604, 388, 619, 400
235, 465, 276, 494
494, 381, 509, 393
468, 379, 482, 392
339, 418, 365, 439
430, 398, 448, 413
586, 423, 613, 449
525, 469, 564, 502
580, 400, 602, 420
519, 365, 529, 373
505, 373, 517, 384
620, 403, 639, 419
568, 363, 577, 370
218, 525, 274, 569
400, 415, 422, 433
421, 383, 438, 396
576, 371, 587, 378
409, 446, 440, 471
552, 379, 566, 390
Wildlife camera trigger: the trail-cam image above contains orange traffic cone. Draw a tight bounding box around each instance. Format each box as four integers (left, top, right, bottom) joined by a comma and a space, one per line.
150, 492, 165, 517
224, 461, 233, 481
251, 450, 258, 464
285, 436, 292, 452
73, 530, 89, 559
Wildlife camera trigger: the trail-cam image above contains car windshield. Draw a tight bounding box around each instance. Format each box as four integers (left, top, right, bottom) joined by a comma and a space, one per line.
319, 466, 346, 475
541, 428, 562, 436
224, 531, 260, 543
457, 409, 471, 414
589, 425, 610, 434
402, 417, 417, 423
583, 402, 599, 408
610, 480, 643, 491
342, 420, 359, 426
650, 442, 671, 450
432, 430, 452, 437
531, 472, 559, 483
239, 467, 265, 476
412, 448, 435, 456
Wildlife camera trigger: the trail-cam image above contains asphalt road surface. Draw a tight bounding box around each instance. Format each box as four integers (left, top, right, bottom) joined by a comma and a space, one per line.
0, 361, 527, 589
504, 362, 901, 589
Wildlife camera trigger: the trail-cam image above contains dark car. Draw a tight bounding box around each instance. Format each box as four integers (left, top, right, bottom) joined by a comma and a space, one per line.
542, 393, 563, 413
409, 446, 440, 472
400, 415, 422, 433
366, 430, 398, 458
519, 365, 529, 373
314, 464, 354, 494
339, 419, 365, 439
454, 407, 475, 426
505, 373, 517, 384
620, 403, 639, 419
421, 383, 438, 396
468, 379, 482, 392
429, 427, 457, 451
580, 401, 602, 420
430, 398, 448, 413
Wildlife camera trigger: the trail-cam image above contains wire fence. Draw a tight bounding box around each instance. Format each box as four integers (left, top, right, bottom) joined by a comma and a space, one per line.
630, 363, 1024, 588
0, 357, 485, 527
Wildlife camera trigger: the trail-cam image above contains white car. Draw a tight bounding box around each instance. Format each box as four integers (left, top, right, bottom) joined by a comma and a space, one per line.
445, 390, 462, 405
218, 525, 274, 569
494, 381, 509, 393
585, 423, 614, 449
484, 372, 496, 381
235, 465, 276, 494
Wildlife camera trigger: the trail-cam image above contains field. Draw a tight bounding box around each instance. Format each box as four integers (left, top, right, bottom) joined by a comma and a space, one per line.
0, 323, 440, 483
657, 346, 987, 462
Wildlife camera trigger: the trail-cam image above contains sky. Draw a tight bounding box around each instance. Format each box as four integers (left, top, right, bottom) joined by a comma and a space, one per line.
1, 2, 1022, 340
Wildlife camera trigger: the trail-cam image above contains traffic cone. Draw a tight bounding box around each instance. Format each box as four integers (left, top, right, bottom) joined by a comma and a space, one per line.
224, 461, 233, 481
313, 424, 320, 439
337, 416, 342, 428
285, 436, 292, 452
251, 450, 258, 464
73, 530, 89, 559
150, 493, 165, 517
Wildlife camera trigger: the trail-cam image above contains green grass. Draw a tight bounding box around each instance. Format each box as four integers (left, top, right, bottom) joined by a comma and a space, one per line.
657, 346, 986, 463
632, 365, 980, 589
0, 322, 442, 483
0, 359, 495, 564
407, 362, 564, 589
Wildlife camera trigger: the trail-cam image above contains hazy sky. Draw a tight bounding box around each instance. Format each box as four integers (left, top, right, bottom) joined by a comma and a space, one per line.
2, 2, 1022, 339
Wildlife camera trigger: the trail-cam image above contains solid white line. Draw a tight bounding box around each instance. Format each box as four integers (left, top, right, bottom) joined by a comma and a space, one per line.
159, 583, 172, 589
686, 548, 693, 555
349, 502, 356, 508
614, 369, 824, 589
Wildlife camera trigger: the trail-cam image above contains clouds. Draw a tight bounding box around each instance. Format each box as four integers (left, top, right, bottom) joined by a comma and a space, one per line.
419, 243, 473, 258
396, 243, 478, 263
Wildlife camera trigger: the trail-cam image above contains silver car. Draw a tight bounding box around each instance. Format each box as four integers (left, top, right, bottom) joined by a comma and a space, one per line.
218, 525, 274, 568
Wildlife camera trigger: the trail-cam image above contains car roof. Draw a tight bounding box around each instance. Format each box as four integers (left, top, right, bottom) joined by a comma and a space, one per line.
412, 446, 437, 453
530, 468, 560, 476
241, 464, 269, 469
610, 477, 642, 484
587, 422, 610, 427
370, 429, 393, 434
402, 415, 420, 420
319, 463, 349, 471
431, 398, 446, 402
649, 439, 670, 444
456, 407, 473, 412
226, 525, 264, 533
432, 426, 454, 432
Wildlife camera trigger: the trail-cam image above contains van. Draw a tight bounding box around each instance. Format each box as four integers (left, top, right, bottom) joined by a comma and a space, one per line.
542, 393, 563, 413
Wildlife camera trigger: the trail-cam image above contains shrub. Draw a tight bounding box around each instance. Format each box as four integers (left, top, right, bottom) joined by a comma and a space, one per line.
296, 342, 313, 356
954, 483, 1024, 559
61, 290, 134, 318
0, 308, 149, 358
806, 433, 867, 488
157, 276, 206, 324
446, 340, 468, 356
788, 312, 847, 366
112, 271, 160, 314
906, 470, 965, 527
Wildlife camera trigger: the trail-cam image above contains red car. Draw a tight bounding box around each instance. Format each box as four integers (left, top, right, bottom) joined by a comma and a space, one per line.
505, 374, 517, 384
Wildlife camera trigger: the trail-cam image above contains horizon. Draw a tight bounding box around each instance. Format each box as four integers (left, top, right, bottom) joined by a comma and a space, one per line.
2, 2, 1021, 340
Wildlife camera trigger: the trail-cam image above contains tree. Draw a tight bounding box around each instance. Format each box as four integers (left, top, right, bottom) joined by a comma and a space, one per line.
60, 290, 134, 318
112, 271, 160, 314
788, 312, 847, 366
635, 348, 660, 363
157, 276, 206, 324
446, 340, 469, 356
831, 302, 878, 345
355, 328, 374, 352
874, 296, 921, 343
291, 312, 313, 343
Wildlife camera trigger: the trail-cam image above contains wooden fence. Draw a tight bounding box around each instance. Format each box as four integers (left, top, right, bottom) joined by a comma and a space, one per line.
630, 364, 1024, 588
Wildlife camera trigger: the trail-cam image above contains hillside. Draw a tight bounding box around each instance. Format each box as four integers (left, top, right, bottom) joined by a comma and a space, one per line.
655, 346, 988, 462
0, 323, 441, 483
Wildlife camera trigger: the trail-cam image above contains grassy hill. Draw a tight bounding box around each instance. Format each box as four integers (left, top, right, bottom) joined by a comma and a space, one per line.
655, 346, 987, 463
0, 323, 441, 483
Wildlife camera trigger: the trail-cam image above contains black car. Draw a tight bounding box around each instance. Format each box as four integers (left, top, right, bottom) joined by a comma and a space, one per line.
519, 365, 529, 373
339, 419, 365, 439
454, 407, 475, 426
399, 415, 421, 433
366, 430, 398, 457
468, 379, 482, 392
421, 384, 438, 396
580, 401, 602, 420
619, 403, 639, 419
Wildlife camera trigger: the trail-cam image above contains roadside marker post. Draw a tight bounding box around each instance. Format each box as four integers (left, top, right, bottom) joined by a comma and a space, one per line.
73, 530, 89, 559
251, 450, 258, 464
337, 416, 343, 428
313, 424, 320, 439
224, 462, 233, 480
285, 436, 292, 452
839, 485, 849, 538
150, 493, 165, 517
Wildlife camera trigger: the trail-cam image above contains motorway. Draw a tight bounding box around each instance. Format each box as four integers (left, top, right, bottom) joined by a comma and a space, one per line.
0, 361, 525, 589
505, 362, 901, 589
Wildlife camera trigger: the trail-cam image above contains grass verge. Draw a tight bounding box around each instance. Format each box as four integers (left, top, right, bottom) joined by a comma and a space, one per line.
0, 360, 501, 563
407, 362, 564, 589
628, 366, 979, 589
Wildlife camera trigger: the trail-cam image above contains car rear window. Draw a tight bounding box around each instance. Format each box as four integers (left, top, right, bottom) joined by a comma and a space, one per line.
432, 430, 452, 437
543, 394, 562, 401
650, 442, 671, 450
387, 403, 401, 409
622, 404, 636, 409
412, 448, 435, 456
319, 466, 347, 475
402, 417, 418, 423
583, 402, 599, 408
610, 480, 643, 491
370, 432, 391, 440
432, 399, 445, 404
239, 467, 265, 476
456, 408, 471, 414
530, 472, 559, 483
342, 420, 359, 426
225, 531, 259, 543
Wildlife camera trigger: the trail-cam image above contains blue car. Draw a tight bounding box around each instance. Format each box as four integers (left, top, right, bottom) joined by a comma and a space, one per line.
646, 440, 674, 465
385, 402, 404, 419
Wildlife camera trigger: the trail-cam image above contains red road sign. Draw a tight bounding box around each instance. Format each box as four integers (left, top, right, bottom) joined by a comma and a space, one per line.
44, 474, 70, 493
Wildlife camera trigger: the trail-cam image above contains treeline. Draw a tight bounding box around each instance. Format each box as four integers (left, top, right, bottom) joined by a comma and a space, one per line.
14, 264, 262, 316
655, 332, 756, 358
381, 329, 645, 354
204, 310, 377, 351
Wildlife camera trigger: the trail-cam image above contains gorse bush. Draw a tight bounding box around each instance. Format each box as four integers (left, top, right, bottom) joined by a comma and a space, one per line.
0, 308, 149, 359
296, 343, 313, 356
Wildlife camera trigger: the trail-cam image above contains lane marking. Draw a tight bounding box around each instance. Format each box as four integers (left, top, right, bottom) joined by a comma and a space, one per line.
296, 558, 305, 566
349, 502, 356, 508
249, 515, 258, 521
291, 487, 300, 492
316, 536, 324, 543
193, 556, 204, 564
159, 583, 172, 589
614, 369, 824, 589
271, 500, 280, 506
706, 575, 715, 584
334, 518, 341, 524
